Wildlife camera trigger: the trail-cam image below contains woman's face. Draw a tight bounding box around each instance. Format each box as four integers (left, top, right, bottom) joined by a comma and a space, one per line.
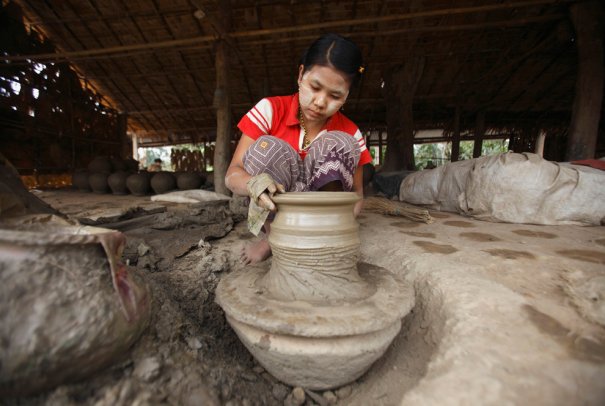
297, 64, 351, 124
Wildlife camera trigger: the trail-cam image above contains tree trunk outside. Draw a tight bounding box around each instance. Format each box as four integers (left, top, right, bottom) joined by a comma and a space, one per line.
566, 0, 604, 161
451, 106, 461, 162
472, 111, 485, 158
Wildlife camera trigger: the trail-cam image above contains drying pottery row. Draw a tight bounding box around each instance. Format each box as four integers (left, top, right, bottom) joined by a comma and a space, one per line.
71, 171, 205, 195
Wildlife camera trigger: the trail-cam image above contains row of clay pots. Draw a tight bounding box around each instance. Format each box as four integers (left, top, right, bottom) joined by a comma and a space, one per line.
72, 171, 205, 195
88, 156, 139, 174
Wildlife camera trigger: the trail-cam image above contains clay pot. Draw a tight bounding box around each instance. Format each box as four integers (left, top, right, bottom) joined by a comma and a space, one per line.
126, 173, 150, 196
88, 173, 109, 194
150, 172, 176, 194
110, 157, 127, 172
266, 192, 366, 302
123, 157, 140, 172
177, 172, 203, 190
88, 156, 112, 174
107, 171, 130, 195
72, 171, 91, 192
0, 219, 150, 396
216, 192, 413, 390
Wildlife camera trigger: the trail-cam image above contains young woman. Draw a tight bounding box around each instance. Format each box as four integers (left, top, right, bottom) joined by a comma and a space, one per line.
225, 33, 372, 264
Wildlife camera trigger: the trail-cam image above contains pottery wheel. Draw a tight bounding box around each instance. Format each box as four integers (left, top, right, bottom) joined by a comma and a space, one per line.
216, 261, 414, 337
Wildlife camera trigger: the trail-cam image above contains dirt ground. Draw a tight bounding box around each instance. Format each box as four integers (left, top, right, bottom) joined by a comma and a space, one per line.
4, 189, 605, 405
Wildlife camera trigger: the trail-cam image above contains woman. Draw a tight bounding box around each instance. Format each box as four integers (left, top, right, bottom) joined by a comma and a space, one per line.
226, 33, 372, 264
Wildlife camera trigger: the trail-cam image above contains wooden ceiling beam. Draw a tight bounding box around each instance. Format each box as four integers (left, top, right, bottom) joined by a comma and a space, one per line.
5, 0, 569, 62
18, 0, 158, 133
73, 0, 174, 133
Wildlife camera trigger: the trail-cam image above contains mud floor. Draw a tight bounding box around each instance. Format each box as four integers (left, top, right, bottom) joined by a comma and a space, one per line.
4, 189, 605, 405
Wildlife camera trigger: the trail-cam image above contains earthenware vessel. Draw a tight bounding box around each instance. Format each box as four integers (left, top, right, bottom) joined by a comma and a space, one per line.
72, 170, 91, 192
126, 173, 151, 196
108, 171, 129, 195
216, 192, 414, 389
88, 156, 112, 174
0, 218, 150, 396
151, 172, 176, 194
177, 172, 203, 190
88, 172, 109, 194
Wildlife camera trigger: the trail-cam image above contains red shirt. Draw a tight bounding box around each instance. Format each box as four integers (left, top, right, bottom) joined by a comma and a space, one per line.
237, 93, 372, 166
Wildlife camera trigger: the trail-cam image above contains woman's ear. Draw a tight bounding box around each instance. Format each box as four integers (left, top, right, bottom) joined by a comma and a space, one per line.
297, 65, 305, 85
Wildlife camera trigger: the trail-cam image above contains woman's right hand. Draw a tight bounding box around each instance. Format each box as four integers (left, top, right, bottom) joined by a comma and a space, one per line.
246, 173, 286, 211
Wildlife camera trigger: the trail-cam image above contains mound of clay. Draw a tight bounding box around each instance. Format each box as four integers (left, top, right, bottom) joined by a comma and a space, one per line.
0, 217, 151, 396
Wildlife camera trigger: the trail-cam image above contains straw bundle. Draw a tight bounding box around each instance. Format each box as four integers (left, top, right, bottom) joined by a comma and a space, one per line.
363, 197, 433, 224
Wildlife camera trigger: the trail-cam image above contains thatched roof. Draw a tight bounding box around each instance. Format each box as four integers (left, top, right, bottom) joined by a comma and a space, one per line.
6, 0, 590, 146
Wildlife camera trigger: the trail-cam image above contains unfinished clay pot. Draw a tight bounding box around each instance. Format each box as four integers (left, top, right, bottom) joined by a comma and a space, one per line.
151, 172, 176, 194
177, 172, 203, 190
88, 172, 110, 194
108, 171, 130, 195
126, 173, 150, 196
88, 156, 112, 174
72, 170, 91, 192
0, 216, 151, 396
216, 192, 414, 390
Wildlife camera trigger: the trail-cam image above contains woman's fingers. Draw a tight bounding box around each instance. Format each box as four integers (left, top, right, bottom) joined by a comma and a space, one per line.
276, 183, 286, 193
258, 193, 276, 211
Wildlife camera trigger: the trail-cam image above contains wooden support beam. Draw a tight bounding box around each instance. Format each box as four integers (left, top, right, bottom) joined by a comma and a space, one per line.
451, 106, 461, 162
472, 110, 486, 158
566, 0, 604, 161
382, 56, 425, 171
213, 0, 232, 196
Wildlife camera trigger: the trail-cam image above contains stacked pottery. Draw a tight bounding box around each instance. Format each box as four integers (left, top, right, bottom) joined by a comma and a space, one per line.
87, 156, 113, 174
72, 170, 91, 192
127, 172, 151, 196
107, 171, 130, 195
176, 172, 203, 190
216, 192, 414, 389
88, 172, 110, 194
150, 172, 176, 194
87, 156, 112, 194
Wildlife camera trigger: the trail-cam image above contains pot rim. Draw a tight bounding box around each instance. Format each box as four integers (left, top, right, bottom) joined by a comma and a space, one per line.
272, 191, 360, 206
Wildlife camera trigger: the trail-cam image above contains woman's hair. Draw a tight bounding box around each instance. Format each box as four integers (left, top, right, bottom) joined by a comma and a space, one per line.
300, 33, 364, 85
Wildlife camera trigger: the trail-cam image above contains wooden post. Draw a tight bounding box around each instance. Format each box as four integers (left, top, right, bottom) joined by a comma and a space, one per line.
117, 112, 129, 159
534, 130, 546, 157
472, 110, 485, 158
566, 0, 604, 161
382, 57, 425, 171
132, 133, 138, 160
451, 106, 461, 162
213, 0, 232, 195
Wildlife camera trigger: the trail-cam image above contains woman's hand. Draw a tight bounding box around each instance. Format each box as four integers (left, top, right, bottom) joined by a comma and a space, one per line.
247, 173, 286, 211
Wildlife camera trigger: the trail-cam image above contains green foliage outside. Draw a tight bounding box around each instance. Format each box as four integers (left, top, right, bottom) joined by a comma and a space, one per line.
411, 139, 509, 170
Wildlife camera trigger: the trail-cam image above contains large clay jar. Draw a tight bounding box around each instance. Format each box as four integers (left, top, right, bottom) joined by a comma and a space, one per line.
88, 156, 112, 174
88, 172, 109, 194
265, 192, 368, 302
123, 157, 140, 172
0, 217, 150, 396
126, 173, 150, 196
150, 172, 176, 194
107, 171, 130, 195
110, 157, 127, 172
216, 192, 414, 390
177, 172, 203, 190
72, 171, 91, 192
